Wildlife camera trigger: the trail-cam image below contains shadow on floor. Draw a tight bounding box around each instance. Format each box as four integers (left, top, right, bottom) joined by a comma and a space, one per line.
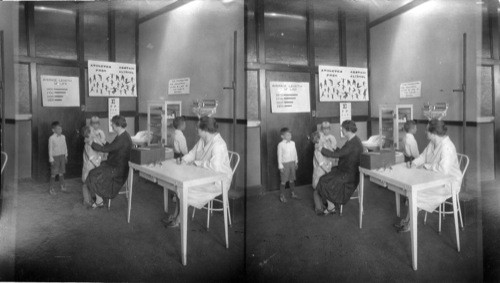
246, 178, 482, 282
0, 175, 244, 282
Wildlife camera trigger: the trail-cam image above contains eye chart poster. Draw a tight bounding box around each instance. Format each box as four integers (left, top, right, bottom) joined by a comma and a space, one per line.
88, 60, 137, 97
168, 78, 190, 95
339, 102, 351, 137
41, 75, 80, 107
270, 82, 311, 113
318, 65, 368, 102
108, 98, 120, 132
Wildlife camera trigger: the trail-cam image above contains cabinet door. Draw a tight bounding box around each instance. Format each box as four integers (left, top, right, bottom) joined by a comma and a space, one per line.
379, 108, 395, 150
395, 104, 413, 150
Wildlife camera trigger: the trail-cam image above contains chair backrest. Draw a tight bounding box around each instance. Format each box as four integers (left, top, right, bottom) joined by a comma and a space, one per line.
227, 150, 240, 175
456, 153, 469, 178
1, 151, 8, 174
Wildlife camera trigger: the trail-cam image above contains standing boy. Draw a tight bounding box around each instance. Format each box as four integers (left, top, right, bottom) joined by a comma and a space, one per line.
173, 116, 188, 159
402, 120, 419, 162
48, 121, 68, 195
277, 127, 299, 203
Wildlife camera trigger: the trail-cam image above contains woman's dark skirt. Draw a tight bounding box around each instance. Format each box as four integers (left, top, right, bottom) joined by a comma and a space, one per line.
85, 163, 127, 199
316, 168, 358, 205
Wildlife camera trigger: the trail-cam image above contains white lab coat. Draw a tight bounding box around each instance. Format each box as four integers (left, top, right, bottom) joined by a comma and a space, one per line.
412, 136, 463, 212
182, 133, 233, 209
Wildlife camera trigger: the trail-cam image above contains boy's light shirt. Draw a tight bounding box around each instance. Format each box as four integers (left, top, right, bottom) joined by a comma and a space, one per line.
277, 140, 298, 169
48, 133, 68, 162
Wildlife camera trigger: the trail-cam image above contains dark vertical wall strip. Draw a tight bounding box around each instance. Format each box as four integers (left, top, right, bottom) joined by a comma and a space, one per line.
256, 0, 268, 189
339, 10, 346, 66
77, 5, 86, 109
134, 8, 140, 132
27, 3, 39, 179
306, 1, 316, 121
108, 6, 116, 62
366, 11, 371, 137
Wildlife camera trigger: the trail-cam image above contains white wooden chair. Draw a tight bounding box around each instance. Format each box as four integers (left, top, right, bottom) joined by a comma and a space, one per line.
192, 151, 240, 230
424, 153, 469, 233
107, 181, 129, 210
339, 184, 361, 216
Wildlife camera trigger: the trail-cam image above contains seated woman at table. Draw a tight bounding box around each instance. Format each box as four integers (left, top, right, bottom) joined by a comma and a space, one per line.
395, 119, 462, 232
164, 116, 233, 228
84, 115, 132, 209
313, 120, 364, 215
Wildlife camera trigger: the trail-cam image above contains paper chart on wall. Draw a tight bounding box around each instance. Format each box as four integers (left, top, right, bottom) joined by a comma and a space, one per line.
168, 78, 190, 95
270, 81, 311, 113
400, 81, 421, 99
318, 65, 368, 102
88, 60, 137, 97
108, 98, 120, 133
339, 102, 351, 137
41, 75, 80, 107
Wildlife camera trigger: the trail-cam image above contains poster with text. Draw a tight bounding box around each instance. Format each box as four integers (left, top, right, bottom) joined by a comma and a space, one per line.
270, 82, 310, 113
41, 75, 80, 107
318, 65, 368, 102
400, 81, 421, 99
168, 78, 190, 95
88, 60, 136, 97
339, 103, 352, 137
108, 98, 120, 133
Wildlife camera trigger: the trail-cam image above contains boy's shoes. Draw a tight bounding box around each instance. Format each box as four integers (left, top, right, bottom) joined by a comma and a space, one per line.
291, 192, 300, 200
279, 194, 287, 203
49, 188, 57, 195
61, 186, 69, 193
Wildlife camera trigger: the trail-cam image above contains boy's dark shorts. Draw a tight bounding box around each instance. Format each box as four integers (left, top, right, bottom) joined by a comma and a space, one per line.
51, 155, 66, 175
280, 161, 296, 183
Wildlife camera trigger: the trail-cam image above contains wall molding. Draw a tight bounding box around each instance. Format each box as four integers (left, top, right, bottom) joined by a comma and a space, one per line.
137, 113, 247, 125
370, 117, 491, 127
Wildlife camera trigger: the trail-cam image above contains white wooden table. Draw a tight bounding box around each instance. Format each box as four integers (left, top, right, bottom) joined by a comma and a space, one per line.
127, 159, 228, 266
358, 163, 457, 270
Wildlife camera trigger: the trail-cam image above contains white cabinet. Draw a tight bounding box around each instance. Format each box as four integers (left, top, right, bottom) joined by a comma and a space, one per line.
379, 104, 413, 150
147, 101, 182, 146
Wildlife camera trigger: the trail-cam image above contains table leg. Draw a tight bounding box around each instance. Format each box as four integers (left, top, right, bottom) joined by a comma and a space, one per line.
452, 192, 461, 252
163, 187, 169, 213
359, 172, 364, 229
395, 192, 401, 217
409, 189, 418, 270
222, 183, 229, 249
127, 168, 134, 223
179, 184, 188, 266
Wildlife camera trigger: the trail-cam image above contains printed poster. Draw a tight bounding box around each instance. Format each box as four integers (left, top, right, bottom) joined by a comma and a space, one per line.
168, 78, 190, 95
108, 98, 120, 133
318, 65, 368, 102
270, 82, 310, 113
88, 60, 137, 97
400, 81, 421, 99
41, 75, 80, 107
339, 103, 352, 137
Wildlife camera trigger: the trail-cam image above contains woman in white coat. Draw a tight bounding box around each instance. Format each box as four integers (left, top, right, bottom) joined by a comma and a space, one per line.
396, 119, 463, 232
165, 116, 233, 228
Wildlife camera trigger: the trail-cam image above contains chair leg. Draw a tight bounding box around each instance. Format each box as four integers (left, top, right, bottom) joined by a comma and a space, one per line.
191, 206, 196, 220
457, 196, 464, 231
206, 201, 212, 230
227, 199, 232, 227
424, 212, 427, 225
438, 203, 442, 234
340, 205, 343, 216
108, 199, 111, 211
